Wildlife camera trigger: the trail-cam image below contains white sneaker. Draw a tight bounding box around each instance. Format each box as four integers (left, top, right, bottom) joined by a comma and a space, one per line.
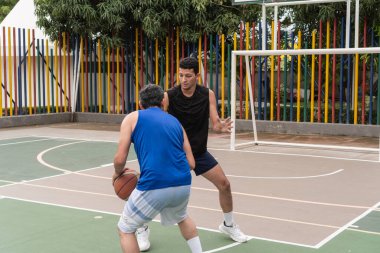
136, 225, 150, 251
219, 222, 248, 243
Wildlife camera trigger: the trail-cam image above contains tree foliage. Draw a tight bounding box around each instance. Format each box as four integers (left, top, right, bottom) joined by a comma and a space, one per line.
290, 0, 380, 38
0, 0, 19, 22
35, 0, 262, 46
34, 0, 379, 47
35, 0, 132, 47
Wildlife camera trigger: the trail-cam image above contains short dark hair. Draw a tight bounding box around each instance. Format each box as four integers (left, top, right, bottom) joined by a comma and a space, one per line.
139, 84, 164, 108
179, 57, 199, 74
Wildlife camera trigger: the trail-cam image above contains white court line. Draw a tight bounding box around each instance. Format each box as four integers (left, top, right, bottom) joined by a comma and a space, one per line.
1, 179, 342, 249
0, 159, 138, 189
0, 135, 34, 141
3, 175, 379, 250
315, 201, 380, 248
5, 178, 371, 229
4, 136, 379, 250
0, 138, 53, 146
36, 140, 112, 180
1, 196, 121, 215
0, 137, 136, 189
30, 134, 118, 143
203, 242, 246, 253
19, 182, 117, 198
30, 135, 378, 163
348, 228, 380, 236
0, 196, 248, 252
3, 136, 377, 211
189, 204, 340, 229
209, 147, 380, 163
2, 179, 373, 211
235, 140, 379, 152
0, 179, 16, 184
191, 187, 372, 210
226, 169, 343, 179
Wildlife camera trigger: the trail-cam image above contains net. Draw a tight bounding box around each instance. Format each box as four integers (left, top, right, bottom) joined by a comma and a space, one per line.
229, 47, 380, 159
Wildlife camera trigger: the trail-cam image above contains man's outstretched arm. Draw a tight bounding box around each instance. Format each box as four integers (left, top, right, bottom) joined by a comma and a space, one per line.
209, 89, 232, 133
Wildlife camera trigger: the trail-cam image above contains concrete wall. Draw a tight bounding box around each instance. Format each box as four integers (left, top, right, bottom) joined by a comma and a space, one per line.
0, 113, 379, 137
235, 119, 380, 137
0, 113, 73, 128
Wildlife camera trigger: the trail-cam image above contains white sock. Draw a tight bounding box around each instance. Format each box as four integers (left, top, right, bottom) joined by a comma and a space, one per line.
187, 236, 202, 253
224, 212, 234, 226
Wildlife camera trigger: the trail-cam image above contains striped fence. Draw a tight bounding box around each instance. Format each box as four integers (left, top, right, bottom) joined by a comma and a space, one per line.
0, 20, 379, 125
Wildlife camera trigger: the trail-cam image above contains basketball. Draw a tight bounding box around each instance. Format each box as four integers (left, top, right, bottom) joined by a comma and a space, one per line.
113, 168, 139, 200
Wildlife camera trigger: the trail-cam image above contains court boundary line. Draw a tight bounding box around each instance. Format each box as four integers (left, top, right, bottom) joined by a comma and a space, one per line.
10, 136, 377, 211
4, 179, 372, 231
0, 135, 38, 141
225, 169, 344, 179
37, 139, 345, 182
30, 134, 118, 143
0, 163, 115, 189
235, 140, 380, 153
192, 187, 376, 210
28, 134, 380, 163
315, 201, 380, 248
0, 138, 54, 146
35, 140, 115, 180
209, 147, 380, 163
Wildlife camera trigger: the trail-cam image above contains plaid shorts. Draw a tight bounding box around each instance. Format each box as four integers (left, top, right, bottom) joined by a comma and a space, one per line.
118, 185, 191, 233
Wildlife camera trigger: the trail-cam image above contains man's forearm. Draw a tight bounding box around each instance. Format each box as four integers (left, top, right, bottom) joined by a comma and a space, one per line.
113, 157, 126, 174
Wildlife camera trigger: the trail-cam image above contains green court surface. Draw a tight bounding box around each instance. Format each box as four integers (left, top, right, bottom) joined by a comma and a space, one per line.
1, 198, 379, 253
0, 198, 243, 253
1, 130, 380, 253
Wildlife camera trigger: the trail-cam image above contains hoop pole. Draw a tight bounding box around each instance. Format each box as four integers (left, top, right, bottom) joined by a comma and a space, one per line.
297, 30, 302, 122
324, 21, 330, 123
274, 6, 278, 50
270, 21, 275, 120
245, 56, 258, 144
354, 0, 360, 48
345, 0, 351, 48
262, 5, 266, 50
310, 30, 316, 123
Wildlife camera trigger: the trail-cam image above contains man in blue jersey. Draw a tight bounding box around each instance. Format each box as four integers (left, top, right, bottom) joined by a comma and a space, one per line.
113, 84, 202, 253
137, 57, 247, 250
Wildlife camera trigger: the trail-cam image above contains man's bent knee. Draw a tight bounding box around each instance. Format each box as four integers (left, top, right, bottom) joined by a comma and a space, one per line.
217, 177, 231, 193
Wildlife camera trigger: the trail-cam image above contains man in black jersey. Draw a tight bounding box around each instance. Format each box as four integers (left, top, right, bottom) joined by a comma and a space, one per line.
136, 57, 247, 251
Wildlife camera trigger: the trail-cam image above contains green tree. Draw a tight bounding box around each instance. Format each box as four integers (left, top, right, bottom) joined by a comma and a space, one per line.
34, 0, 132, 47
125, 0, 246, 42
289, 0, 380, 41
34, 0, 262, 46
0, 0, 19, 22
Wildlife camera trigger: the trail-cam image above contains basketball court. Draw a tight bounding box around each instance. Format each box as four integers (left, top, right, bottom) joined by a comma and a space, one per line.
1, 123, 379, 253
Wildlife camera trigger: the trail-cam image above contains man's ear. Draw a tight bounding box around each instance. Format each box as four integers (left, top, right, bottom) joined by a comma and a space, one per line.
160, 97, 165, 108
195, 72, 201, 80
139, 101, 144, 110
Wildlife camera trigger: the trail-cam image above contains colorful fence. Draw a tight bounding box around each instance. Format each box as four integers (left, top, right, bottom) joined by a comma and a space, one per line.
0, 20, 379, 125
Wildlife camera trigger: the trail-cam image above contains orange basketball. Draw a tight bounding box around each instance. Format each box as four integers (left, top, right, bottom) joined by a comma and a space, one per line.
113, 168, 139, 200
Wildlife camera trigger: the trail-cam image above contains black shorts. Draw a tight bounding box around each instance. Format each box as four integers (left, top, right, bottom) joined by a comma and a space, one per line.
193, 151, 218, 176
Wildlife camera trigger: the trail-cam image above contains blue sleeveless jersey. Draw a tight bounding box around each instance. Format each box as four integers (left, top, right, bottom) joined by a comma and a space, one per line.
131, 107, 191, 191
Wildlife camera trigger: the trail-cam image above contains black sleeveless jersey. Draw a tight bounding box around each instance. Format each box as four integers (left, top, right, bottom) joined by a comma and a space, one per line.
167, 85, 209, 156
